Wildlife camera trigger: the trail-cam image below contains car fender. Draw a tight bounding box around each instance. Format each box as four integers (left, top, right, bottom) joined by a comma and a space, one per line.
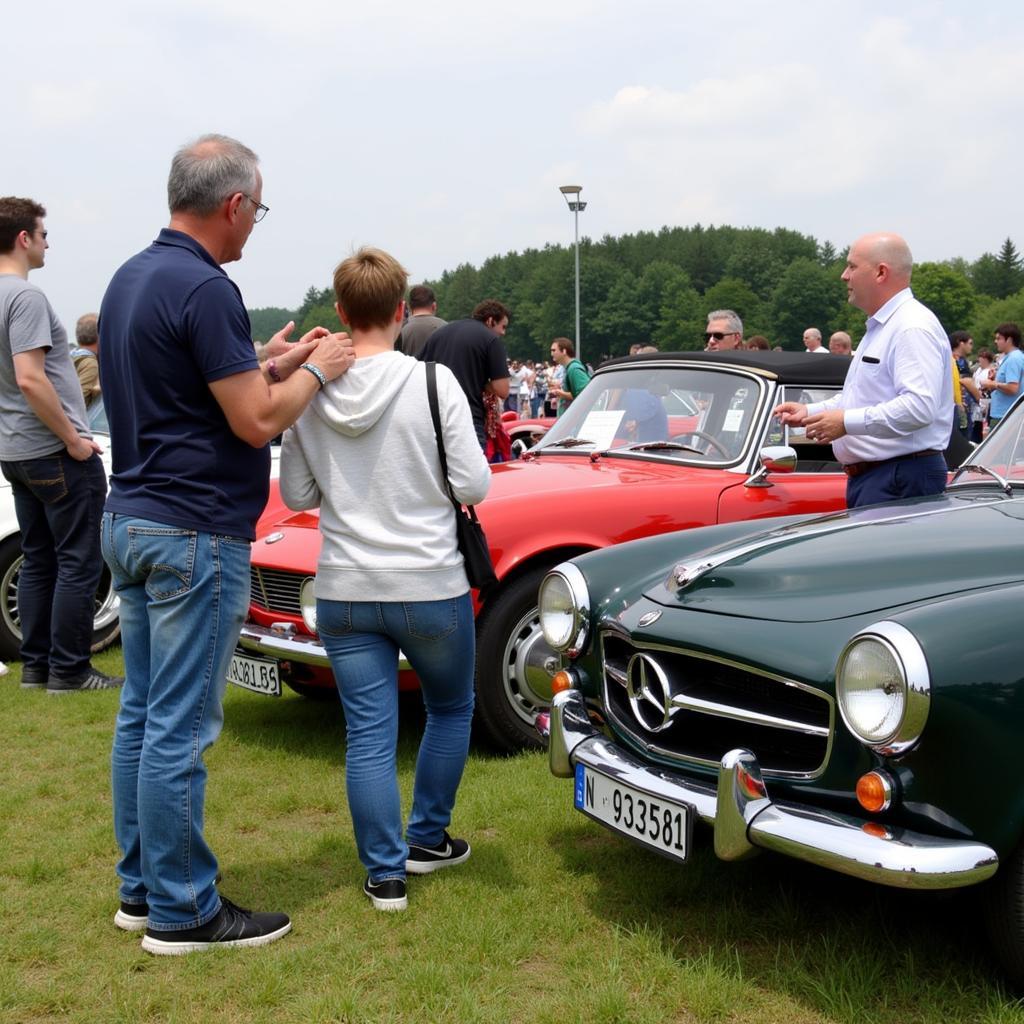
870, 582, 1024, 857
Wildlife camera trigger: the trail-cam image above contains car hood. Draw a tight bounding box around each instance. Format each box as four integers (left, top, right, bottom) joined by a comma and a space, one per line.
483, 453, 734, 502
643, 491, 1024, 622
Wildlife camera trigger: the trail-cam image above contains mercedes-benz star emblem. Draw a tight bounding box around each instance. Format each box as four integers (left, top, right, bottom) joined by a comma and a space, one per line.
625, 653, 677, 733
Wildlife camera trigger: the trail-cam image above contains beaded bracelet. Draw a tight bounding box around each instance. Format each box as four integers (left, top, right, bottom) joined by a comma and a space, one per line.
300, 362, 328, 389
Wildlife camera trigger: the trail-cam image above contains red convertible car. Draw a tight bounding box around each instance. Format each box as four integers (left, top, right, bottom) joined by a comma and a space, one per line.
232, 351, 855, 751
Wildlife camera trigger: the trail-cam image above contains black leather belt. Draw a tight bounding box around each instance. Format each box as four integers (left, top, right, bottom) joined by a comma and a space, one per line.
843, 450, 943, 478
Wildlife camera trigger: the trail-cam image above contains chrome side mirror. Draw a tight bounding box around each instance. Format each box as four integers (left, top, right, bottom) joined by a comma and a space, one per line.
510, 438, 529, 460
744, 445, 798, 488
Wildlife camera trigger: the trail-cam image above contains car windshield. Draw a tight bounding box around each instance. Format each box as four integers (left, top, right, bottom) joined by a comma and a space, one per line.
533, 365, 766, 463
963, 399, 1024, 485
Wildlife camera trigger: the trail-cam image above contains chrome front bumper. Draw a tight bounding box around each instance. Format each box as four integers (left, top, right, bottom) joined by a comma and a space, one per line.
548, 688, 998, 890
237, 623, 411, 671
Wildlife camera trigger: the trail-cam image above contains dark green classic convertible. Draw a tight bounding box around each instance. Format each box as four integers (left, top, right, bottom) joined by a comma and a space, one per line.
539, 401, 1024, 983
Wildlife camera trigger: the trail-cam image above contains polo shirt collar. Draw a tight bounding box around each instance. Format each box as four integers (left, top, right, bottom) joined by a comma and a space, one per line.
154, 228, 223, 273
867, 287, 913, 328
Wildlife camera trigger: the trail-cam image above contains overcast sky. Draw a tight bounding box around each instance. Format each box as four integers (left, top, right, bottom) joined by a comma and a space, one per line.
5, 1, 1023, 334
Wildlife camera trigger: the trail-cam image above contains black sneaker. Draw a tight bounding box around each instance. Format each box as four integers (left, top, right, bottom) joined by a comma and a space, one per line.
47, 666, 125, 695
405, 831, 471, 875
363, 876, 407, 912
20, 664, 49, 690
140, 896, 291, 955
114, 901, 148, 932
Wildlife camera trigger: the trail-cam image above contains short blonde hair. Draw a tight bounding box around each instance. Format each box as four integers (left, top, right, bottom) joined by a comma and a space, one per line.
333, 247, 408, 330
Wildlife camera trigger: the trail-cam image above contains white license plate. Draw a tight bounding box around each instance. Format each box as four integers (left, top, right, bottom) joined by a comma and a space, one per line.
574, 763, 691, 863
228, 652, 281, 697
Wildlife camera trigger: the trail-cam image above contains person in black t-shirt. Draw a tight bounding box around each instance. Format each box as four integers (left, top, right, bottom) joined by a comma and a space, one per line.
418, 299, 511, 449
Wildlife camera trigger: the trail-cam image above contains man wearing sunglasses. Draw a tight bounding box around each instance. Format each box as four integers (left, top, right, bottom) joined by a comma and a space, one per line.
703, 310, 743, 351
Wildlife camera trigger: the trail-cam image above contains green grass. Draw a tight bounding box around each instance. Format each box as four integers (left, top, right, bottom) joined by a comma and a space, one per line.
2, 649, 1023, 1023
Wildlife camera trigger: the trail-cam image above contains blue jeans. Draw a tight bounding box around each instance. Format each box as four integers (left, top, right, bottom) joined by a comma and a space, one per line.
0, 452, 106, 677
316, 594, 475, 882
101, 513, 251, 930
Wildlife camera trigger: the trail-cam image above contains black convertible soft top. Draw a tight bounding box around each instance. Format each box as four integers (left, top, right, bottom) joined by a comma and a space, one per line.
598, 349, 851, 387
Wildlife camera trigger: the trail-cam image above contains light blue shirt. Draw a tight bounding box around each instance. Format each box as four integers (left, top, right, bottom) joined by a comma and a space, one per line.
990, 348, 1024, 420
806, 288, 953, 464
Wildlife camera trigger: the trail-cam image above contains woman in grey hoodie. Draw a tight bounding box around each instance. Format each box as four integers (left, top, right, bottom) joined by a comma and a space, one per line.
280, 248, 490, 912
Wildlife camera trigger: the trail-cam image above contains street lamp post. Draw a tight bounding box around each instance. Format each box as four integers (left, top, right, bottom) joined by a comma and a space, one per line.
559, 184, 587, 362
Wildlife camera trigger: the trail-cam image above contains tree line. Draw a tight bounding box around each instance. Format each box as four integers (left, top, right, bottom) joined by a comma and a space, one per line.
248, 227, 1024, 362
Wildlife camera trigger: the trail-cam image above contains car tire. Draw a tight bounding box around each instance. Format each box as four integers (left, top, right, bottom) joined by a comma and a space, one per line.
0, 534, 121, 661
984, 839, 1024, 987
474, 564, 563, 754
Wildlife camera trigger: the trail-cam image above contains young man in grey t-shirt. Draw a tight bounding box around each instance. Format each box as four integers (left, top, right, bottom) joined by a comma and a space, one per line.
0, 196, 121, 694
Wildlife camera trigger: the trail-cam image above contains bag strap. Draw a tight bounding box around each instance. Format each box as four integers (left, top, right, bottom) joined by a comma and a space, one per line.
426, 362, 481, 520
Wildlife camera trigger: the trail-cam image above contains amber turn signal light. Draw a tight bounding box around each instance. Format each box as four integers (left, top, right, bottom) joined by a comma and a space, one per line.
551, 670, 574, 695
856, 770, 893, 813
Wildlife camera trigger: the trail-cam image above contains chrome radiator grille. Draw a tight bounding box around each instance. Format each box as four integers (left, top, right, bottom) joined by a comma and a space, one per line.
601, 632, 833, 778
249, 566, 305, 615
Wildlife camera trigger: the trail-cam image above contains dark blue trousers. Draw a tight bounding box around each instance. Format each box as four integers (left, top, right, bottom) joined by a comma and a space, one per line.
0, 451, 106, 677
846, 452, 947, 509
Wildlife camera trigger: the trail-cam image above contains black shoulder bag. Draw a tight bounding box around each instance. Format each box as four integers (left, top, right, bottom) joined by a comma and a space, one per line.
425, 362, 498, 595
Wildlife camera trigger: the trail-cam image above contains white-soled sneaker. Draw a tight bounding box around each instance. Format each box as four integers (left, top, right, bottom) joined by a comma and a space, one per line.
114, 901, 149, 932
363, 876, 407, 911
405, 831, 471, 875
140, 897, 291, 955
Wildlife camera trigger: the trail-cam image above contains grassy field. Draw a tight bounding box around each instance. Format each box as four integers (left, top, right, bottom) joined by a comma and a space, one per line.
2, 649, 1023, 1024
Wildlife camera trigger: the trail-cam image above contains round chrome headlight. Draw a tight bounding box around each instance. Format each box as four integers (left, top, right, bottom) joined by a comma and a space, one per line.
836, 621, 930, 755
538, 563, 590, 656
299, 577, 317, 633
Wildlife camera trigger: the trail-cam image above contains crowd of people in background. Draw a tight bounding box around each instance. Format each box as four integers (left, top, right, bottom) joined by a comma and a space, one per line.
384, 284, 1023, 458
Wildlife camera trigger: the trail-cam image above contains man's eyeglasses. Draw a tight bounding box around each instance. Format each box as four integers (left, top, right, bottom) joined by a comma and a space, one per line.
245, 195, 269, 223
703, 331, 738, 342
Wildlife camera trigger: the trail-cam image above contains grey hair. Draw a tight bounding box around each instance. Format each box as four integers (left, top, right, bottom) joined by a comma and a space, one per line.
707, 309, 743, 336
804, 327, 822, 342
167, 134, 259, 216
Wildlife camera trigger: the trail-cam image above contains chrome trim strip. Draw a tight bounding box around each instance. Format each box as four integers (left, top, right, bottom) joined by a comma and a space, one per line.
238, 623, 411, 672
549, 689, 998, 890
601, 631, 835, 780
662, 494, 1010, 594
667, 691, 830, 738
606, 664, 627, 685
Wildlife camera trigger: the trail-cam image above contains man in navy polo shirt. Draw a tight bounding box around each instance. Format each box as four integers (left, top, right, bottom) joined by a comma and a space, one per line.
99, 134, 354, 954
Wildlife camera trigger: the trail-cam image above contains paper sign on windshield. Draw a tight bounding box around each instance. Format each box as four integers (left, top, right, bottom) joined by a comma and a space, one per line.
723, 409, 745, 433
578, 410, 626, 449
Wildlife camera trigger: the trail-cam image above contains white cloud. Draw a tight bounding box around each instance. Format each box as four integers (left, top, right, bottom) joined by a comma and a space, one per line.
3, 1, 1023, 330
